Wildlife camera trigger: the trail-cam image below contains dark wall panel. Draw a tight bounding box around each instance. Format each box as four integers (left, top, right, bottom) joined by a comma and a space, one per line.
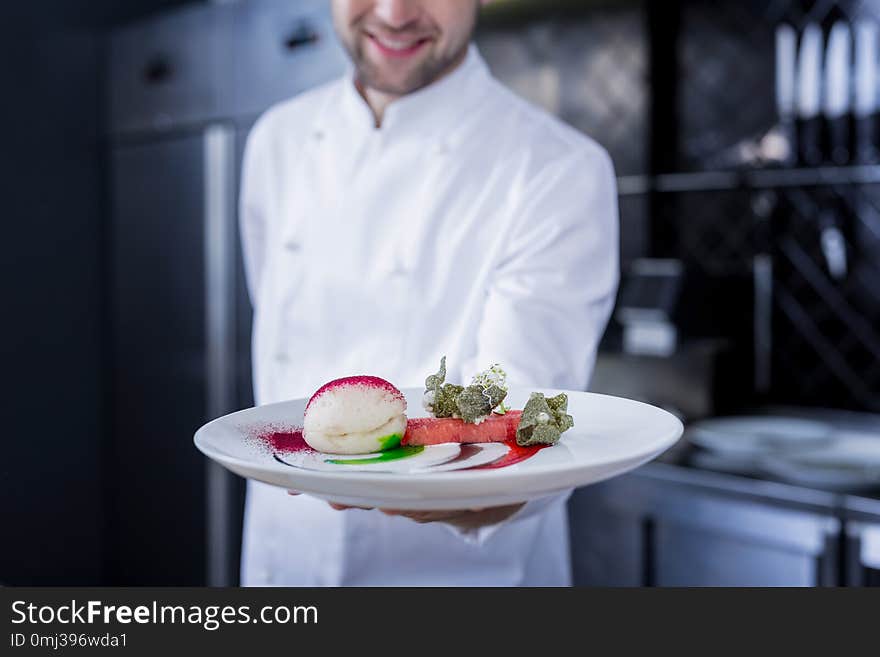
108, 136, 207, 585
0, 0, 195, 586
0, 31, 104, 584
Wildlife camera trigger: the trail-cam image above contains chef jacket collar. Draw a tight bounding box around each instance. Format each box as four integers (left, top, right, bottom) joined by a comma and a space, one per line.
336, 43, 489, 141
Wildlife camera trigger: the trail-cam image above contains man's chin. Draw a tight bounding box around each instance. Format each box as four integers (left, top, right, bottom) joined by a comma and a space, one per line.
359, 68, 435, 97
365, 80, 425, 96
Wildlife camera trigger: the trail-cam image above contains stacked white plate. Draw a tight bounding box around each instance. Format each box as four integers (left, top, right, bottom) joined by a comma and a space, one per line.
687, 416, 880, 491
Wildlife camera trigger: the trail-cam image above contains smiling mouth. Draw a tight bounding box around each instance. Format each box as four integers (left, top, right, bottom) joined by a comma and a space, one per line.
365, 32, 432, 58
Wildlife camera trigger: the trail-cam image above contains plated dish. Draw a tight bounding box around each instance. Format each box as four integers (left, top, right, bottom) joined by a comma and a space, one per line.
194, 358, 684, 509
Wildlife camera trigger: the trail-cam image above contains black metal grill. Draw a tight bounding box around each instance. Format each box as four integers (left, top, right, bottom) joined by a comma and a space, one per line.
772, 183, 880, 410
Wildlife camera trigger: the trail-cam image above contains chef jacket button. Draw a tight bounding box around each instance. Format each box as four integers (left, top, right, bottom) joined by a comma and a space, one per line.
284, 240, 301, 252
275, 352, 289, 363
312, 129, 325, 141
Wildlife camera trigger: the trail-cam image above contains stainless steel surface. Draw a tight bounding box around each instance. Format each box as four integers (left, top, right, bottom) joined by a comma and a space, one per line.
753, 253, 773, 393
226, 0, 347, 120
108, 0, 348, 135
570, 465, 842, 586
862, 521, 879, 566
847, 519, 880, 585
108, 3, 228, 134
204, 124, 236, 427
234, 125, 256, 412
204, 123, 237, 586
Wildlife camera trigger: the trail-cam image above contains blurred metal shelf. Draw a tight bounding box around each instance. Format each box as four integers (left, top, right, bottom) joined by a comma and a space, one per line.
617, 165, 880, 196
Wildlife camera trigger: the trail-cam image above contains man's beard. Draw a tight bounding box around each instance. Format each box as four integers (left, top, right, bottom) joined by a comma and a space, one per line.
350, 39, 469, 96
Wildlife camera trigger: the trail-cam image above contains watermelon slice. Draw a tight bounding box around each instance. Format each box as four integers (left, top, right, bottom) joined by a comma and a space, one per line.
402, 411, 522, 446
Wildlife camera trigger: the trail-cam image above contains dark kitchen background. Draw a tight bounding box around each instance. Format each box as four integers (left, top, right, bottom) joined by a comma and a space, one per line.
2, 0, 879, 587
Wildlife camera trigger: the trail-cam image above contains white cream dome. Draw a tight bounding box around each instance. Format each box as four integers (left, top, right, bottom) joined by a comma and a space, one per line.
303, 376, 407, 454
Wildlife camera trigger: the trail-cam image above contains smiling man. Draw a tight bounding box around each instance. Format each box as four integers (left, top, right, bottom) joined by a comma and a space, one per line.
336, 0, 477, 116
239, 0, 619, 586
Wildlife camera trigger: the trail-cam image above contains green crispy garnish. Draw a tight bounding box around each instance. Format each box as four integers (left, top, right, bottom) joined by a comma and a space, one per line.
424, 356, 447, 396
423, 357, 464, 417
423, 357, 509, 424
456, 383, 507, 423
433, 383, 464, 417
515, 392, 574, 446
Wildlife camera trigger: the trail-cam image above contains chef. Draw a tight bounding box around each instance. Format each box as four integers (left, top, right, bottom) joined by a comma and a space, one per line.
239, 0, 618, 586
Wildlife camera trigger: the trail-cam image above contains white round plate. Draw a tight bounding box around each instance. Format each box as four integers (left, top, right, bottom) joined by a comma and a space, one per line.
687, 416, 834, 457
758, 430, 880, 492
194, 387, 683, 510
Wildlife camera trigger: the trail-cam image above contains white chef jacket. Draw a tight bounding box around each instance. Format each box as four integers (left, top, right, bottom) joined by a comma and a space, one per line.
239, 45, 618, 586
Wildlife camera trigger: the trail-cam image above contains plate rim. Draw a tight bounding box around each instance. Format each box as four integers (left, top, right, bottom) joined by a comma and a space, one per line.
194, 388, 684, 486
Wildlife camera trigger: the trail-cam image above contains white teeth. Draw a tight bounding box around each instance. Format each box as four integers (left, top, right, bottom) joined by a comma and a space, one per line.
375, 36, 419, 51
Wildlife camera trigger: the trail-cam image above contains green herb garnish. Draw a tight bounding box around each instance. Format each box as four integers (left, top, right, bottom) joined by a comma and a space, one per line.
422, 357, 509, 424
515, 392, 574, 446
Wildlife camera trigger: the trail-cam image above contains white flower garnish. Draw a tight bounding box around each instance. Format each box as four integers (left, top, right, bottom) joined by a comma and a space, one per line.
471, 363, 508, 390
471, 363, 510, 415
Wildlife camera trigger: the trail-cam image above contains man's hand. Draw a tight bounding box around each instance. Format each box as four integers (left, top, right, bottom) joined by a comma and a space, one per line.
328, 501, 525, 531
287, 490, 524, 531
376, 504, 526, 531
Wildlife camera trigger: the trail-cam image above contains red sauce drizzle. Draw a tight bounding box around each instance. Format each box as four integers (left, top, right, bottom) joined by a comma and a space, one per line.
474, 440, 547, 469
